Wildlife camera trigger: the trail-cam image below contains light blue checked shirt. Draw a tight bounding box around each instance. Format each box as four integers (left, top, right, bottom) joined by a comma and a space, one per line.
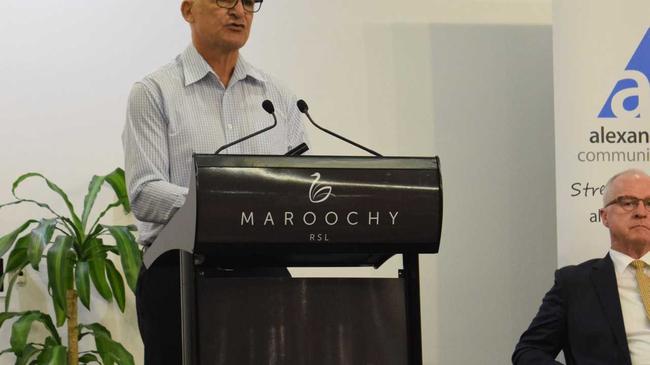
122, 44, 308, 245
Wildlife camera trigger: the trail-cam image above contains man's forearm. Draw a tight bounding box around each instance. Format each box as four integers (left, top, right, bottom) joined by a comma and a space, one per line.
130, 181, 189, 224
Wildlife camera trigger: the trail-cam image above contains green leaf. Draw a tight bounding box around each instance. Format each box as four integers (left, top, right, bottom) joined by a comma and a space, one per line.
5, 268, 26, 312
88, 201, 123, 238
60, 217, 83, 245
6, 235, 31, 273
47, 236, 74, 318
104, 168, 130, 214
9, 312, 38, 354
0, 312, 19, 328
79, 353, 99, 364
86, 239, 112, 302
0, 199, 62, 222
0, 347, 14, 357
44, 336, 59, 348
81, 237, 105, 260
11, 172, 82, 233
105, 260, 125, 312
52, 299, 67, 329
75, 261, 91, 310
85, 168, 133, 241
81, 175, 105, 231
11, 311, 61, 355
100, 336, 134, 365
34, 344, 67, 365
81, 324, 111, 365
0, 220, 36, 258
80, 323, 110, 337
82, 323, 134, 365
3, 235, 30, 311
0, 312, 20, 338
27, 219, 57, 270
104, 246, 119, 256
38, 315, 61, 344
86, 224, 105, 243
15, 343, 40, 365
104, 226, 141, 292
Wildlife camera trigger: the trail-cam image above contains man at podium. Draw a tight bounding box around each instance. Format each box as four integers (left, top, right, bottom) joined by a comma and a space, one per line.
121, 0, 307, 363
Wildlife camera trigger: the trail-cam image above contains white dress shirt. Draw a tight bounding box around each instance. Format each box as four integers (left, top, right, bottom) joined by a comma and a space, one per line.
122, 45, 308, 245
610, 249, 650, 364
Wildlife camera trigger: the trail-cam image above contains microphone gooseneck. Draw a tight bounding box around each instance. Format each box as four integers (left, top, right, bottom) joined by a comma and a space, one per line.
215, 100, 278, 154
296, 99, 382, 157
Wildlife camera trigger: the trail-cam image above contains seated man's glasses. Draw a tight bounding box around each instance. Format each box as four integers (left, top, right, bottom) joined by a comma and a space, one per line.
604, 196, 650, 211
216, 0, 263, 13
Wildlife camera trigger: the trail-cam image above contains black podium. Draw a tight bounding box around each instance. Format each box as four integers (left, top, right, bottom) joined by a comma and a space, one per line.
143, 154, 442, 365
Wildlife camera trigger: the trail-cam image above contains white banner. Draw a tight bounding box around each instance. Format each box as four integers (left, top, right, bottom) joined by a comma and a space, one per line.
554, 0, 650, 267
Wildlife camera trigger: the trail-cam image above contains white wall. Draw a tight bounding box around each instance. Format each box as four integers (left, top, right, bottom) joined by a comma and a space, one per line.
0, 1, 552, 364
430, 24, 556, 364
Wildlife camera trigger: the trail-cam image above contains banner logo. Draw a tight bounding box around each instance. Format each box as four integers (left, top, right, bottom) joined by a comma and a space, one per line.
308, 173, 333, 203
599, 28, 650, 119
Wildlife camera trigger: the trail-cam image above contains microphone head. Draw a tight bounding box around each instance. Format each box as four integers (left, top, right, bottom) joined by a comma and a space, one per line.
296, 99, 309, 113
262, 100, 275, 114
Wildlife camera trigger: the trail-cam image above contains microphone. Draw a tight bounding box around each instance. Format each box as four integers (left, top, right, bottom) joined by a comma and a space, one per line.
296, 99, 382, 157
262, 99, 274, 114
285, 142, 309, 156
215, 100, 278, 154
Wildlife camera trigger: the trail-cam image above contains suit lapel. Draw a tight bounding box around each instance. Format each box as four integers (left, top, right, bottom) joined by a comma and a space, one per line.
591, 254, 631, 364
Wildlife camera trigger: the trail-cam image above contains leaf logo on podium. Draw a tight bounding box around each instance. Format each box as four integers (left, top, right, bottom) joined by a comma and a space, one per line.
309, 173, 334, 203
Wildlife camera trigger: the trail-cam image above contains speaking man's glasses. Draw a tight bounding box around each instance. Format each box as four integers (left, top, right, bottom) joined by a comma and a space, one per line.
216, 0, 263, 13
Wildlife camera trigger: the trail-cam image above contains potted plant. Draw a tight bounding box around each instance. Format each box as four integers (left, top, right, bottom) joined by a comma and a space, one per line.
0, 168, 141, 365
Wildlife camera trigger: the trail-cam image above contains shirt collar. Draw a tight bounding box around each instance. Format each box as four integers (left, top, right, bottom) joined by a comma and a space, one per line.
609, 248, 650, 276
231, 54, 267, 84
181, 44, 267, 87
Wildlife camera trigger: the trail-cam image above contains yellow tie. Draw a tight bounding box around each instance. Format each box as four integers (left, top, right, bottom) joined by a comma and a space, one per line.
632, 260, 650, 321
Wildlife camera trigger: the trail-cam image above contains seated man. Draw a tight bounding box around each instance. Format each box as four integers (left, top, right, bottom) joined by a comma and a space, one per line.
513, 169, 650, 365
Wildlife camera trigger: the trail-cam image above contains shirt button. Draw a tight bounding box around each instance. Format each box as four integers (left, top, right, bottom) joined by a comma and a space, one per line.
227, 124, 233, 130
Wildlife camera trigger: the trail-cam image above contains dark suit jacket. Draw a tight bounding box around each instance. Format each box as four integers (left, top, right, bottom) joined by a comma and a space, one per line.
512, 254, 632, 365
